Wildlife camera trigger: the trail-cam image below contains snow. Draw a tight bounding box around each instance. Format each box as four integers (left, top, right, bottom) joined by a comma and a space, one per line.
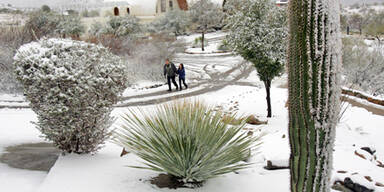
0, 109, 47, 192
118, 85, 207, 106
261, 131, 290, 167
0, 94, 25, 102
343, 94, 384, 111
37, 144, 290, 192
2, 72, 384, 191
333, 105, 384, 190
177, 31, 228, 45
1, 31, 384, 192
185, 41, 225, 54
343, 86, 384, 101
344, 5, 384, 14
37, 85, 293, 192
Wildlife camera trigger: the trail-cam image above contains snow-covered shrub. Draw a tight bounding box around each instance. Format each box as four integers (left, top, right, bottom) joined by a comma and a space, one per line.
114, 101, 260, 183
0, 47, 23, 94
89, 15, 142, 37
14, 38, 128, 154
0, 27, 34, 94
56, 15, 85, 38
89, 21, 104, 37
25, 10, 85, 39
342, 37, 384, 96
191, 36, 208, 48
24, 11, 60, 39
148, 10, 190, 36
217, 40, 230, 51
86, 34, 136, 56
81, 9, 100, 18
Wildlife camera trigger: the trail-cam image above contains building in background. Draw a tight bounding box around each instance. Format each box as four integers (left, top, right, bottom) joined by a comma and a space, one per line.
102, 0, 188, 22
276, 0, 288, 6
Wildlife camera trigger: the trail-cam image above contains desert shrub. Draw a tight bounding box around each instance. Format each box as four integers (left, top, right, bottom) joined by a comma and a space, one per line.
14, 38, 128, 154
192, 36, 208, 48
88, 21, 105, 36
89, 15, 142, 37
56, 15, 85, 38
217, 40, 230, 51
0, 27, 34, 94
82, 9, 100, 17
114, 101, 259, 183
342, 37, 384, 96
86, 34, 136, 56
25, 10, 85, 39
66, 10, 79, 16
0, 47, 23, 94
41, 5, 51, 12
147, 10, 190, 36
24, 11, 60, 39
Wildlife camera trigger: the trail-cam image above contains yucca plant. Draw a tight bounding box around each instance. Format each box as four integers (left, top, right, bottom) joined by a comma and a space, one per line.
113, 101, 260, 184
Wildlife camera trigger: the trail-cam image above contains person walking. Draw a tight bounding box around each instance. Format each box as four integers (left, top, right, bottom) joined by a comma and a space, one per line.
163, 58, 178, 92
177, 63, 188, 90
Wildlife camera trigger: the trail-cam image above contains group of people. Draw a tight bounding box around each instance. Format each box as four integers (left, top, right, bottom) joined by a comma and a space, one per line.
163, 58, 188, 92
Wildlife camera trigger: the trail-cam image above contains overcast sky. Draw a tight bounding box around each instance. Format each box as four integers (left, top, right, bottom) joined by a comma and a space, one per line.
1, 0, 383, 8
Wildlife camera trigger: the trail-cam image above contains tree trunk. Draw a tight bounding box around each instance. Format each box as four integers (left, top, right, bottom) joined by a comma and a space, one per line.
202, 31, 205, 51
264, 80, 272, 118
288, 1, 342, 192
347, 26, 349, 35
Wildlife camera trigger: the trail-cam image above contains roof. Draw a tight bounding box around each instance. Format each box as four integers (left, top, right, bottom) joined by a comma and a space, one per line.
177, 0, 188, 10
276, 0, 289, 4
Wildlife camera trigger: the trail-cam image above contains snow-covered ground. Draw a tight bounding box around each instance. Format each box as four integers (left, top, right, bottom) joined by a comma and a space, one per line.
0, 109, 47, 192
345, 4, 384, 14
1, 31, 384, 192
2, 80, 384, 192
178, 32, 229, 54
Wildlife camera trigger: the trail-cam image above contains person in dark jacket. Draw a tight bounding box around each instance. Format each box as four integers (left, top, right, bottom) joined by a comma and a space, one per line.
163, 58, 179, 91
176, 63, 188, 90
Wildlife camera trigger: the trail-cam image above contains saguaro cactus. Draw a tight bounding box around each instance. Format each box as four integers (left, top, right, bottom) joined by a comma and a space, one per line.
287, 0, 342, 192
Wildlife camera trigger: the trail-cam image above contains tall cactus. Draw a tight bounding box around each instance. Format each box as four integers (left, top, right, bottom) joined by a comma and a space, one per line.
287, 0, 342, 192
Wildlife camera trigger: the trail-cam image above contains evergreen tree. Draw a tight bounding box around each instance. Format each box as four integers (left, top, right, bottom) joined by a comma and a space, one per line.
227, 0, 287, 118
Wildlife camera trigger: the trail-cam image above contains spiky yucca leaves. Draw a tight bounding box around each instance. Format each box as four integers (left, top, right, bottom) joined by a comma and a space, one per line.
114, 101, 259, 183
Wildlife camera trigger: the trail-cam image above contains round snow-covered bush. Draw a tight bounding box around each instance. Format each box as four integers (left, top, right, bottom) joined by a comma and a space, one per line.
14, 38, 128, 154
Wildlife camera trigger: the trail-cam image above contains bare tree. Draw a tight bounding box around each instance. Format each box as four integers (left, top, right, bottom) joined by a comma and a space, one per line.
189, 0, 224, 51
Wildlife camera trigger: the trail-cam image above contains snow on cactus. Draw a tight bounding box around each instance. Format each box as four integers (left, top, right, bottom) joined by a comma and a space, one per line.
14, 38, 128, 154
287, 0, 342, 191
